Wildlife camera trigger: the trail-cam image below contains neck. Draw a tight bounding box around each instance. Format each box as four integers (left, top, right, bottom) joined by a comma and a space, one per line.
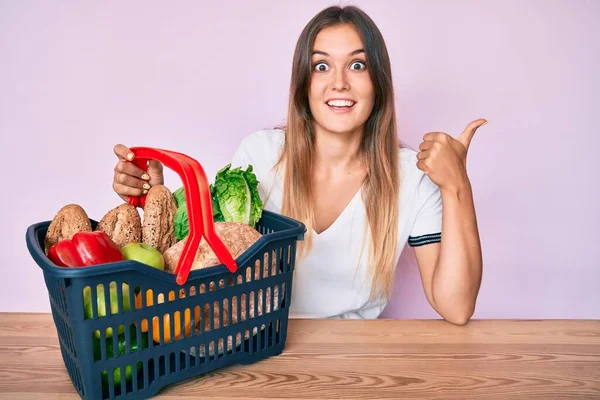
313, 125, 365, 174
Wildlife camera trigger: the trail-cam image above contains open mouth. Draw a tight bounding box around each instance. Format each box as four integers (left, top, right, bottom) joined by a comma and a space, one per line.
326, 100, 356, 110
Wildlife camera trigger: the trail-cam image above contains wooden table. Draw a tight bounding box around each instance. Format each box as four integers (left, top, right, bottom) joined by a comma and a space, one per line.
0, 313, 598, 399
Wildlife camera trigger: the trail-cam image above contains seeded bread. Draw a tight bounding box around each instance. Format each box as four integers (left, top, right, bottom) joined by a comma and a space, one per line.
95, 203, 142, 248
142, 185, 177, 253
162, 221, 263, 272
44, 204, 92, 254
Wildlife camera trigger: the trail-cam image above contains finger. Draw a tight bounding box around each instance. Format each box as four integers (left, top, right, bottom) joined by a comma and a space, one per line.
419, 141, 434, 151
115, 172, 150, 190
423, 132, 447, 142
113, 144, 134, 161
423, 132, 437, 142
458, 118, 487, 150
113, 182, 146, 197
416, 150, 430, 160
148, 160, 163, 174
114, 160, 150, 180
416, 159, 429, 174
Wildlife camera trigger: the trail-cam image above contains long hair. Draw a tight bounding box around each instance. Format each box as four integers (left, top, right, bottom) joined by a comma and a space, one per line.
276, 5, 400, 300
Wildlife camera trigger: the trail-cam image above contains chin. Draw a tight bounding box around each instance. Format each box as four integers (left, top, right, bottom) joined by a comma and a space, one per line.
318, 122, 364, 135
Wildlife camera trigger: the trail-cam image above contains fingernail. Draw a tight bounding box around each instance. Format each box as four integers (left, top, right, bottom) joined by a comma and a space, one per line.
480, 120, 488, 127
143, 183, 150, 190
143, 189, 149, 194
127, 153, 134, 160
141, 173, 150, 180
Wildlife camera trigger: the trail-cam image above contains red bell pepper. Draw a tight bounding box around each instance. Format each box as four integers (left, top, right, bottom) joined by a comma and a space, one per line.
48, 231, 123, 268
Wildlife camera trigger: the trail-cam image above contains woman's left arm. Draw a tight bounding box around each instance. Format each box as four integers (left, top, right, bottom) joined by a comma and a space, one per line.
413, 118, 487, 325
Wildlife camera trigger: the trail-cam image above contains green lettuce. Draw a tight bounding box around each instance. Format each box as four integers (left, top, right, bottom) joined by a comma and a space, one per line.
173, 187, 189, 241
172, 163, 263, 241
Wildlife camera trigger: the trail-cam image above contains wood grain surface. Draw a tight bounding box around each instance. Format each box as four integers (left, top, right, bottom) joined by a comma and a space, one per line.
0, 313, 598, 399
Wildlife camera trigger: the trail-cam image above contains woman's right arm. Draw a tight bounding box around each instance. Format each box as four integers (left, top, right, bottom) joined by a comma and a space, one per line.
112, 144, 164, 202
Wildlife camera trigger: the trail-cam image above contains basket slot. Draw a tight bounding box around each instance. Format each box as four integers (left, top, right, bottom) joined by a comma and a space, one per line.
250, 292, 256, 322
115, 282, 124, 314
242, 329, 249, 353
123, 322, 131, 355
257, 323, 264, 351
181, 349, 187, 372
276, 319, 281, 344
265, 322, 273, 350
218, 338, 224, 357
132, 362, 142, 394
245, 267, 252, 283
128, 285, 136, 314
182, 308, 190, 340
222, 298, 229, 327
101, 284, 110, 316
87, 285, 97, 319
218, 299, 224, 329
242, 294, 248, 322
268, 248, 275, 278
232, 296, 239, 325
207, 301, 214, 331
258, 289, 264, 316
281, 246, 288, 273
266, 287, 273, 314
280, 282, 287, 309
153, 356, 160, 383
166, 354, 172, 377
158, 355, 166, 378
210, 341, 216, 361
212, 301, 219, 330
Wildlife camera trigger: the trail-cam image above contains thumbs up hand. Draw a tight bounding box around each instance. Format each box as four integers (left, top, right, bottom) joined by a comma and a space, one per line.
416, 118, 487, 192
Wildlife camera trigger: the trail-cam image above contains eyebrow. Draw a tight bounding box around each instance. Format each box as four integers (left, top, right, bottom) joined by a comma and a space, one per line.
312, 48, 365, 57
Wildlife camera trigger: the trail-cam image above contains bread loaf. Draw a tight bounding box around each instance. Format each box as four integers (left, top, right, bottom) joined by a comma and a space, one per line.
95, 203, 141, 248
44, 204, 92, 253
162, 221, 262, 272
141, 185, 177, 253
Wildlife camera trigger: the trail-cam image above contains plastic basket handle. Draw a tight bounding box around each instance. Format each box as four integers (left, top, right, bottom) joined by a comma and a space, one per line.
126, 147, 238, 284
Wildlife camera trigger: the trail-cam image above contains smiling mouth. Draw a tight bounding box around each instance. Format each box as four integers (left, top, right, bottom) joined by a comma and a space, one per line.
326, 100, 356, 109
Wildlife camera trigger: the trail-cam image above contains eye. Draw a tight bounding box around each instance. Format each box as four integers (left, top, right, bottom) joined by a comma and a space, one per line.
313, 62, 329, 72
350, 61, 366, 70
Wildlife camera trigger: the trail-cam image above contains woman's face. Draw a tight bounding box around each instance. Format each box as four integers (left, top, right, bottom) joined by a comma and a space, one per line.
308, 24, 375, 137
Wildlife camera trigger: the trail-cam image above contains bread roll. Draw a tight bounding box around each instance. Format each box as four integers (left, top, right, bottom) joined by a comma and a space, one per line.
162, 221, 262, 272
44, 204, 92, 253
95, 203, 141, 248
142, 185, 177, 253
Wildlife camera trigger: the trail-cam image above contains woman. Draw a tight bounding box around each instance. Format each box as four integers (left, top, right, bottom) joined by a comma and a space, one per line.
112, 5, 485, 325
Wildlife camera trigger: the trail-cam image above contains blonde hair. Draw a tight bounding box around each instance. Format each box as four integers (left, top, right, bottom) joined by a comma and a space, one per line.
275, 6, 400, 300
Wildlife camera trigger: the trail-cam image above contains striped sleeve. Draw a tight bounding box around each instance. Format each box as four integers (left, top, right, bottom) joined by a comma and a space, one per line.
408, 173, 442, 247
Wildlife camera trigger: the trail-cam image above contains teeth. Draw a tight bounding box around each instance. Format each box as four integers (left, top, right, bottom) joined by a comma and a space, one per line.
327, 100, 355, 107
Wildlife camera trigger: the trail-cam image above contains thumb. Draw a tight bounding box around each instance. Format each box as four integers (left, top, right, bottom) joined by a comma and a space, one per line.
458, 118, 488, 150
146, 160, 164, 186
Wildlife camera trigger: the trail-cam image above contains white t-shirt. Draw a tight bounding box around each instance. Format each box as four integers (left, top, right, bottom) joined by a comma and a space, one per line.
230, 129, 442, 319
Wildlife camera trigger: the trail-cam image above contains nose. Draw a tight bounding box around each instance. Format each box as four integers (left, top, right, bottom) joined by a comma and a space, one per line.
330, 68, 350, 91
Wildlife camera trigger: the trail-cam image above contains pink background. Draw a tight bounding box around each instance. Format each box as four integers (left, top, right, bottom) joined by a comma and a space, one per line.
1, 1, 598, 318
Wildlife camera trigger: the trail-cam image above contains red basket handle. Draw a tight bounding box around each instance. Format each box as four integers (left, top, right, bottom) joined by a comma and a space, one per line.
126, 147, 238, 285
